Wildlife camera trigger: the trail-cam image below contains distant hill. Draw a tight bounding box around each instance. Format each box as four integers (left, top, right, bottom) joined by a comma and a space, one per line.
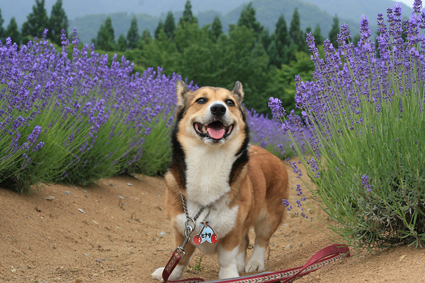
2, 0, 415, 44
221, 0, 358, 35
0, 0, 247, 27
70, 0, 361, 45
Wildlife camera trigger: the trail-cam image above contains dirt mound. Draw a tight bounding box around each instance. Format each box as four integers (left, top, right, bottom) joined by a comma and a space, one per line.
0, 162, 424, 282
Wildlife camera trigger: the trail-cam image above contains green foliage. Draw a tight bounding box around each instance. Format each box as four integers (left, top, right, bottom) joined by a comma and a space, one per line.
179, 0, 198, 25
274, 14, 289, 49
127, 116, 173, 176
82, 1, 327, 115
126, 17, 140, 50
269, 13, 289, 66
6, 17, 21, 44
164, 12, 176, 39
117, 34, 127, 52
0, 9, 4, 42
293, 81, 425, 250
267, 40, 280, 67
140, 29, 152, 49
93, 16, 116, 51
21, 0, 49, 40
289, 8, 303, 50
258, 28, 271, 51
155, 20, 164, 40
237, 2, 264, 35
328, 14, 339, 47
312, 24, 323, 45
266, 51, 315, 114
237, 2, 263, 36
211, 15, 223, 42
49, 0, 68, 46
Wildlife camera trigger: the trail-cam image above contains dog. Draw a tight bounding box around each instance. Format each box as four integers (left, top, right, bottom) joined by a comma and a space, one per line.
152, 81, 289, 281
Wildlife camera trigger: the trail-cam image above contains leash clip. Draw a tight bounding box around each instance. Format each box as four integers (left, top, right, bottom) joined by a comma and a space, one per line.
175, 218, 195, 259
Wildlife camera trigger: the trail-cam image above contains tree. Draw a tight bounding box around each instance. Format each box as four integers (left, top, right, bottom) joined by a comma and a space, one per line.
267, 40, 281, 67
6, 17, 21, 44
237, 3, 263, 36
92, 16, 115, 51
0, 9, 4, 43
329, 14, 339, 47
211, 15, 222, 41
289, 8, 303, 49
49, 0, 68, 46
126, 17, 139, 49
21, 0, 49, 40
352, 33, 361, 46
313, 24, 323, 45
179, 0, 197, 25
274, 13, 289, 60
155, 20, 164, 40
140, 29, 152, 49
163, 12, 176, 39
117, 34, 127, 51
259, 28, 271, 51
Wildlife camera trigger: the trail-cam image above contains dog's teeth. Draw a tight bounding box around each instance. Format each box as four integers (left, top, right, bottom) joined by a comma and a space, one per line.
202, 125, 207, 133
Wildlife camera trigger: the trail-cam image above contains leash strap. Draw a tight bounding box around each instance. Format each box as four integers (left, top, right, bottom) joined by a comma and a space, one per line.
164, 244, 349, 283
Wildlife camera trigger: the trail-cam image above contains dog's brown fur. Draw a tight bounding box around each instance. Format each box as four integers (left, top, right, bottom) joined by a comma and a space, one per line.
152, 81, 289, 280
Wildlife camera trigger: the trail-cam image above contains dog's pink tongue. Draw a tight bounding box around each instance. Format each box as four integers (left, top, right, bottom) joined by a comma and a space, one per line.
207, 124, 225, 139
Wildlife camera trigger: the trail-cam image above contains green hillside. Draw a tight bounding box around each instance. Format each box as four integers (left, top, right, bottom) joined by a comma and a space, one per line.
70, 0, 360, 45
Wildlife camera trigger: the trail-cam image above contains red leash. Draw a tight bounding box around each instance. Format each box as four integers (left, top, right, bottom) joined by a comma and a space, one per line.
163, 243, 350, 283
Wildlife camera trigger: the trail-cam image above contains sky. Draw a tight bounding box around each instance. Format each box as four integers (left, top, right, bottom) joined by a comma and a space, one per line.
395, 0, 414, 7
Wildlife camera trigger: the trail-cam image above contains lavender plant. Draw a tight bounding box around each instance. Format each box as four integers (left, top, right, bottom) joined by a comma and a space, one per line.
247, 108, 309, 159
272, 1, 425, 249
0, 28, 195, 191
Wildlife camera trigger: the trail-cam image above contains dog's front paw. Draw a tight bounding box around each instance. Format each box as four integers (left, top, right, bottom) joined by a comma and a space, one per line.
245, 260, 265, 273
151, 267, 164, 282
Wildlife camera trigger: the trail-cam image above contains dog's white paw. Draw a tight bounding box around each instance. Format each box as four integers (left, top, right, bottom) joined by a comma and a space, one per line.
219, 266, 239, 279
151, 267, 164, 282
236, 252, 246, 273
245, 259, 265, 273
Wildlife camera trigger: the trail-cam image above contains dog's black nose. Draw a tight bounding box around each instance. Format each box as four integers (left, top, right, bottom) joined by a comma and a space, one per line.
210, 103, 226, 116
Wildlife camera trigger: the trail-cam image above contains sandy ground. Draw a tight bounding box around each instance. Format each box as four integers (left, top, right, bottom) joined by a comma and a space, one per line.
1, 161, 425, 283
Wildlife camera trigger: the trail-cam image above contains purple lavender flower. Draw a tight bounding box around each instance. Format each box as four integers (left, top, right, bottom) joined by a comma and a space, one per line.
296, 184, 302, 195
268, 97, 286, 121
361, 174, 372, 190
413, 0, 422, 14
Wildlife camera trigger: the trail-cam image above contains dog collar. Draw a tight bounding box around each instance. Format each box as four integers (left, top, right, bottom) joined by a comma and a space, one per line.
180, 191, 205, 232
180, 192, 218, 245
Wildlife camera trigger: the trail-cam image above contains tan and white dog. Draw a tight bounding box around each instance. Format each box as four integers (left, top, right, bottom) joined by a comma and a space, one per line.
152, 81, 289, 281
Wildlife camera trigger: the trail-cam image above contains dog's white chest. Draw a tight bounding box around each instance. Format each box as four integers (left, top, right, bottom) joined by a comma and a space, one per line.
174, 197, 239, 255
184, 144, 238, 206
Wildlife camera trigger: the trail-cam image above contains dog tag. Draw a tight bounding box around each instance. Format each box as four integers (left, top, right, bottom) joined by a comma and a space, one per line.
192, 221, 218, 245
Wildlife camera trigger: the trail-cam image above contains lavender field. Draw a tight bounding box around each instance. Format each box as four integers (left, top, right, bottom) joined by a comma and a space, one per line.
0, 28, 292, 192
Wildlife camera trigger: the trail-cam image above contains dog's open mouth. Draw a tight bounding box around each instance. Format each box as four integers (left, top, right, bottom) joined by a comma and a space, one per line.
193, 121, 234, 140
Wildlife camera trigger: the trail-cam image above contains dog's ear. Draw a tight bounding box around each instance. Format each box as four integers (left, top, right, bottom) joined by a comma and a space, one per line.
232, 81, 244, 102
176, 80, 191, 107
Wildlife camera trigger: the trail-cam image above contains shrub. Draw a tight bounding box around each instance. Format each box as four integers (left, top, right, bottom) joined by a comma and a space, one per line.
272, 2, 425, 250
247, 108, 309, 159
0, 28, 196, 191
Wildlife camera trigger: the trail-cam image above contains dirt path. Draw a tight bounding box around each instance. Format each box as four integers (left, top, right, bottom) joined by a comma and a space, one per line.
0, 162, 424, 282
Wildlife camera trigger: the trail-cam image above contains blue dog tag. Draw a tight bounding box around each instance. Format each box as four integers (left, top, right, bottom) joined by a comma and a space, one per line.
192, 221, 218, 244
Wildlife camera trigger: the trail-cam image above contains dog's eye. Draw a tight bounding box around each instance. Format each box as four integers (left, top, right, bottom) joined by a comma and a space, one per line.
196, 98, 208, 104
225, 99, 235, 106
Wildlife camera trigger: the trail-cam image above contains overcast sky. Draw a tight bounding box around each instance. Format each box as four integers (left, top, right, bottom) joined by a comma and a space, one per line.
395, 0, 414, 8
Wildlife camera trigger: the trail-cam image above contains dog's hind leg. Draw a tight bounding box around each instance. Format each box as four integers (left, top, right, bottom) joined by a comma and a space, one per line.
245, 207, 283, 273
236, 232, 249, 273
152, 230, 196, 281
